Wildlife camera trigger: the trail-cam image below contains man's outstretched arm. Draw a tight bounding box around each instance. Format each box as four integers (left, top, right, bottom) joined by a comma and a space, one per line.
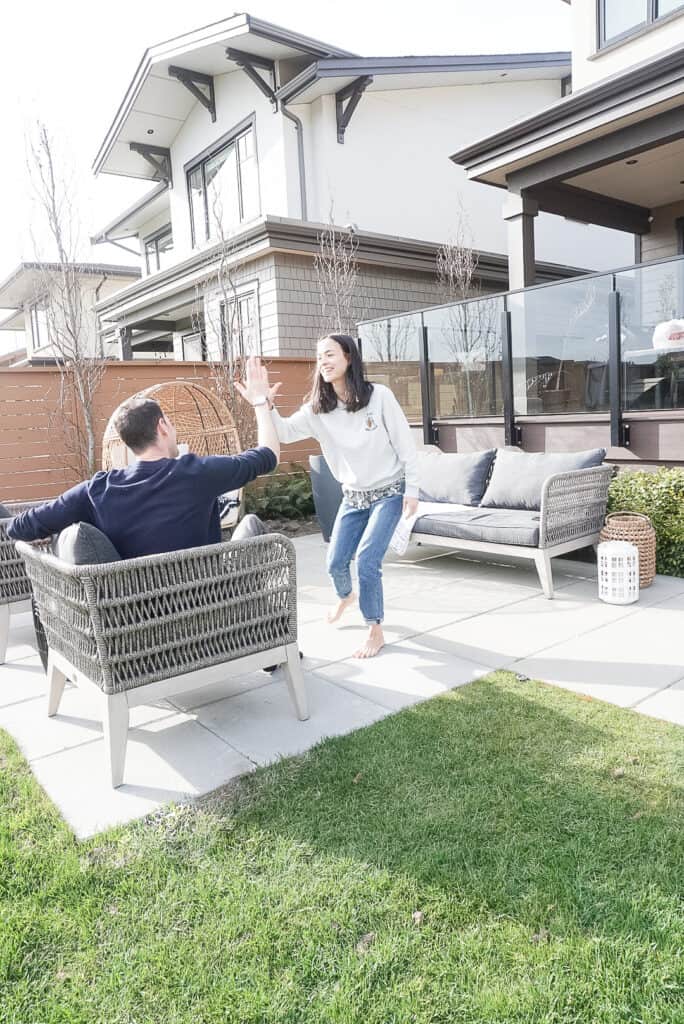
7, 483, 93, 542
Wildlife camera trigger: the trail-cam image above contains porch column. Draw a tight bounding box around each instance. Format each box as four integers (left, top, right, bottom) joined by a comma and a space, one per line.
503, 192, 538, 290
118, 326, 133, 361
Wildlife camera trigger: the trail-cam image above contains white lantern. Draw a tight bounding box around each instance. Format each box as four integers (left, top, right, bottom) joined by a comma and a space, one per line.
598, 541, 639, 605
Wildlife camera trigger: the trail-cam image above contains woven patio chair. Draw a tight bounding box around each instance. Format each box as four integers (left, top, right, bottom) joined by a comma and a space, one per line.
0, 500, 51, 664
102, 379, 246, 529
17, 534, 309, 787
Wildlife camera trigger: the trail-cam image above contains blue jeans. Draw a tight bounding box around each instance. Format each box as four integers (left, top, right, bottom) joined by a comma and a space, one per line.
327, 491, 404, 624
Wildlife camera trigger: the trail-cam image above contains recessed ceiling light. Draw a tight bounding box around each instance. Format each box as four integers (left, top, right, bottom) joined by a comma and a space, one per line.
626, 158, 638, 165
147, 128, 154, 135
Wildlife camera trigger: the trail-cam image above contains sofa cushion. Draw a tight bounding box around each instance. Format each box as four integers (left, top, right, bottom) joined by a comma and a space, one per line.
415, 507, 541, 547
480, 448, 606, 511
417, 448, 496, 506
54, 523, 122, 565
0, 504, 9, 519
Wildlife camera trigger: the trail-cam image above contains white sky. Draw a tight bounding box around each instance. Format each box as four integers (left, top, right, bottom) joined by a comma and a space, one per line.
0, 0, 570, 348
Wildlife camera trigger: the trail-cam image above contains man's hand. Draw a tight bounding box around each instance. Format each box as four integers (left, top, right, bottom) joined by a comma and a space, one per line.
234, 357, 273, 406
403, 496, 419, 519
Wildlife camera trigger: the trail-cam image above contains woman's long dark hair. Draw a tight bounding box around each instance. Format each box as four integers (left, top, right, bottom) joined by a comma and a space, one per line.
309, 334, 374, 414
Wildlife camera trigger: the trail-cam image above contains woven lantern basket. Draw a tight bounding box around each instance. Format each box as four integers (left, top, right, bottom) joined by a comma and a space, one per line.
599, 512, 656, 588
102, 380, 242, 469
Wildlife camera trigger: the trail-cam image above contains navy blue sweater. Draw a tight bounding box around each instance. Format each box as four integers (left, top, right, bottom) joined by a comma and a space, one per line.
8, 448, 277, 559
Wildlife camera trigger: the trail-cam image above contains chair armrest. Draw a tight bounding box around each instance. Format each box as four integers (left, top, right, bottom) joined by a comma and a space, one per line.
17, 534, 297, 695
0, 501, 54, 604
539, 465, 614, 549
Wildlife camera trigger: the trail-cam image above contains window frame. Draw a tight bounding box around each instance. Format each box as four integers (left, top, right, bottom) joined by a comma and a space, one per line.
219, 285, 261, 359
597, 0, 684, 50
184, 114, 259, 249
143, 223, 173, 275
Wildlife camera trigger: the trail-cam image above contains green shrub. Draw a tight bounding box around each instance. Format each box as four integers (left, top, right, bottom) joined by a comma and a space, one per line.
245, 464, 315, 520
607, 467, 684, 577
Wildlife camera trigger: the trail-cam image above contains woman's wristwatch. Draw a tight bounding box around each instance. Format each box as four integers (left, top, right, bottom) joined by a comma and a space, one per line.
252, 396, 273, 409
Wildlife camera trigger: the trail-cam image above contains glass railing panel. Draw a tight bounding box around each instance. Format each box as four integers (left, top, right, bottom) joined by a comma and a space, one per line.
617, 257, 684, 411
508, 274, 614, 415
358, 313, 423, 422
423, 295, 504, 418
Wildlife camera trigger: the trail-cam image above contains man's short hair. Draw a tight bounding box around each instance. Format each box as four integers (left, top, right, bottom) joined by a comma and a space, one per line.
114, 398, 165, 453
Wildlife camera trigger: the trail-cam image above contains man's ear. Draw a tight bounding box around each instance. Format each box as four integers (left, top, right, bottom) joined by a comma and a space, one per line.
157, 416, 170, 438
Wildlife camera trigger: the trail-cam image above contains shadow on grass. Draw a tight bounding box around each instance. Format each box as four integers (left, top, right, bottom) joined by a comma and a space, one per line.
212, 672, 684, 945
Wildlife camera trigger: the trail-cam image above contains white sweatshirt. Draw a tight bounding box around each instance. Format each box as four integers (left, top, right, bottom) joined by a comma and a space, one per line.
271, 384, 419, 498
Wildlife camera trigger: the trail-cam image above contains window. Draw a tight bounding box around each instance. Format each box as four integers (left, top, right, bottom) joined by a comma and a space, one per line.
186, 123, 260, 247
143, 225, 174, 274
28, 302, 49, 352
220, 291, 259, 358
599, 0, 684, 47
181, 331, 206, 361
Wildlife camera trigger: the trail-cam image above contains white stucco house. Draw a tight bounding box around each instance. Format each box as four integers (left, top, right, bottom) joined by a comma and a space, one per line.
90, 12, 631, 360
0, 262, 141, 364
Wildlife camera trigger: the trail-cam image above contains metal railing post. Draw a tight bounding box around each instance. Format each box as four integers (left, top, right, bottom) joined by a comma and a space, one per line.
419, 315, 438, 445
500, 305, 521, 447
608, 289, 630, 448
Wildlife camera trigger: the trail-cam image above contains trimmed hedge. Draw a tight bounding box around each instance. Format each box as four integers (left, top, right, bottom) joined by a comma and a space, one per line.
607, 468, 684, 578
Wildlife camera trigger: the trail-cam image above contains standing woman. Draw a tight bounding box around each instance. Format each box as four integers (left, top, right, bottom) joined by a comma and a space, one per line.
265, 334, 419, 658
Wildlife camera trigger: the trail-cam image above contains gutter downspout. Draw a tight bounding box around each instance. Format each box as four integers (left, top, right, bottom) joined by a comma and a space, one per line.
280, 105, 308, 222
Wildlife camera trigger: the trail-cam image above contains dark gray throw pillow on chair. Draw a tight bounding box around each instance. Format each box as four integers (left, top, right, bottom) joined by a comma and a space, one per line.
54, 523, 122, 565
0, 504, 10, 518
480, 448, 606, 511
418, 448, 497, 506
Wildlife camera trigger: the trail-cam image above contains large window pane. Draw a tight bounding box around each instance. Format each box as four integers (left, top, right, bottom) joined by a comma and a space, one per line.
618, 257, 684, 411
188, 167, 205, 245
205, 144, 239, 237
603, 0, 647, 41
657, 0, 684, 14
359, 313, 423, 422
238, 132, 259, 222
424, 296, 504, 418
509, 275, 613, 415
156, 229, 174, 271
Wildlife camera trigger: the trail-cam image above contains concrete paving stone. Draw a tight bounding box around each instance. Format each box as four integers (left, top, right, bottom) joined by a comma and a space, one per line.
634, 678, 684, 726
168, 670, 273, 712
0, 683, 174, 762
29, 714, 254, 839
192, 672, 389, 765
0, 655, 54, 709
315, 637, 492, 711
514, 597, 684, 707
421, 580, 637, 667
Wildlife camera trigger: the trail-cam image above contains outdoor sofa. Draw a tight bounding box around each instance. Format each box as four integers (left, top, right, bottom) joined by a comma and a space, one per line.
310, 447, 614, 599
17, 531, 309, 787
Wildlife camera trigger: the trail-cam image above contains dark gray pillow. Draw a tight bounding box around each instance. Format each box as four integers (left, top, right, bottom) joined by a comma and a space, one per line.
418, 448, 497, 506
480, 448, 606, 511
0, 504, 10, 518
54, 523, 121, 565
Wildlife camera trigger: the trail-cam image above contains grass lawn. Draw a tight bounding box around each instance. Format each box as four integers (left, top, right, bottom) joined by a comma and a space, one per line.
1, 670, 683, 1023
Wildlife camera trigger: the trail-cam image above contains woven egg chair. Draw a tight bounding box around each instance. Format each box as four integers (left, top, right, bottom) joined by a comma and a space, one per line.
102, 380, 242, 469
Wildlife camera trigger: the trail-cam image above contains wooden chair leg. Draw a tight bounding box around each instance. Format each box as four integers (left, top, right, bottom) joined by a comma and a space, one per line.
283, 643, 309, 721
104, 692, 130, 788
0, 603, 9, 665
534, 550, 554, 600
46, 653, 68, 716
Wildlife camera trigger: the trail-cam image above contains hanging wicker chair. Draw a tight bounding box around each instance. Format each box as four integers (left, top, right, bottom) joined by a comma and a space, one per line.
102, 380, 242, 469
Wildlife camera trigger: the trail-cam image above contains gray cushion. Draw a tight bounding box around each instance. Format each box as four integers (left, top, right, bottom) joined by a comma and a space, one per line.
480, 448, 606, 511
54, 523, 121, 565
417, 448, 496, 506
415, 508, 541, 547
0, 504, 9, 519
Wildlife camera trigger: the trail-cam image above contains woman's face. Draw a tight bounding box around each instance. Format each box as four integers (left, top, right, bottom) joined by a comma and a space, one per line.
316, 338, 350, 385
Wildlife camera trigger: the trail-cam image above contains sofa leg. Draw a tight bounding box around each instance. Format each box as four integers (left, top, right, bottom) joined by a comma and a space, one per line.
104, 692, 130, 788
534, 550, 554, 600
283, 642, 309, 721
0, 603, 8, 665
46, 653, 67, 716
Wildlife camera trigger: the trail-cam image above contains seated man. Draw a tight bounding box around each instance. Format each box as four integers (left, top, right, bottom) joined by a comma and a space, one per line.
8, 357, 277, 555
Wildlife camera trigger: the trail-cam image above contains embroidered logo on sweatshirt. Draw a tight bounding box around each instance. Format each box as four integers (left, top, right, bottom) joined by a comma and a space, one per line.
364, 413, 378, 431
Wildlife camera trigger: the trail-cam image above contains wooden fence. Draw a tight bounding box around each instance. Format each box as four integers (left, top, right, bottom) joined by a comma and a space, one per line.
0, 359, 318, 501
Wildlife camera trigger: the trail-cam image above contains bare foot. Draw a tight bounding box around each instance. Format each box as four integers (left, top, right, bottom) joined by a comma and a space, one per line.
327, 593, 356, 624
354, 624, 385, 659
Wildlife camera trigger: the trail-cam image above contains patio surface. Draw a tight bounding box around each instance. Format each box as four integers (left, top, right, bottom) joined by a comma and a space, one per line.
2, 533, 683, 838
